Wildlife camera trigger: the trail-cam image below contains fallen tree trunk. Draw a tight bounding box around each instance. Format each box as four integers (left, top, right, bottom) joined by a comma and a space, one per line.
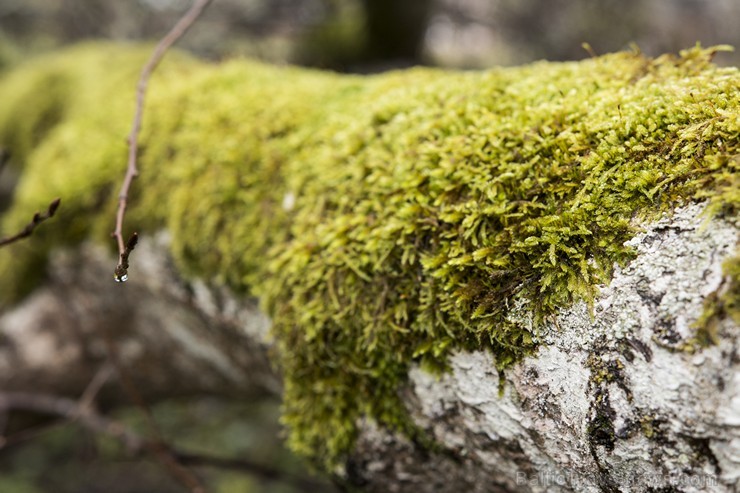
1, 204, 737, 492
0, 43, 738, 491
0, 233, 278, 403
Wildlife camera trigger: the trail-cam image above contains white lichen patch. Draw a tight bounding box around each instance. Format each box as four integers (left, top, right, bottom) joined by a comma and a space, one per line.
400, 204, 739, 492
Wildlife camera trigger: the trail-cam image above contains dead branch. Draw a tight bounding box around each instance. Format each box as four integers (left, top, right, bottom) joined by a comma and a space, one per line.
78, 362, 116, 409
0, 391, 143, 452
0, 198, 61, 248
0, 390, 329, 491
112, 0, 213, 282
100, 318, 207, 492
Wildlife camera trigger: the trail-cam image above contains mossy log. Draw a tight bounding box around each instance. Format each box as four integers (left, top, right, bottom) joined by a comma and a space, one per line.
0, 43, 738, 492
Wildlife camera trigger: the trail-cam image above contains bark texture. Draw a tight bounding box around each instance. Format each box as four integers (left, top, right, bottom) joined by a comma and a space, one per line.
348, 204, 739, 493
1, 205, 737, 492
0, 232, 278, 404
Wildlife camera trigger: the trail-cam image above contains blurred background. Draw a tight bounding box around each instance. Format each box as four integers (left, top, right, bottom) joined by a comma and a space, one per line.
0, 0, 738, 72
0, 1, 737, 492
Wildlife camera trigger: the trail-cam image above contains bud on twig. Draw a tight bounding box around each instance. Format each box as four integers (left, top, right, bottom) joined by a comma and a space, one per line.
114, 232, 138, 283
0, 198, 61, 248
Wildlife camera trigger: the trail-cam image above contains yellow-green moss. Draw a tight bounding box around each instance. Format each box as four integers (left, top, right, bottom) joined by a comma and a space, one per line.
693, 254, 740, 346
0, 43, 737, 469
0, 43, 199, 294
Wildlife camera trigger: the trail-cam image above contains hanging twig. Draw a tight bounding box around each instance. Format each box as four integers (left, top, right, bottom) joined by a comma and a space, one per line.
0, 198, 61, 248
108, 1, 216, 486
112, 0, 213, 282
113, 232, 138, 282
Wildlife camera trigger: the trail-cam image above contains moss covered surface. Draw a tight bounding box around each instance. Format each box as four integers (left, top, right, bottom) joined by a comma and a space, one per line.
0, 43, 738, 468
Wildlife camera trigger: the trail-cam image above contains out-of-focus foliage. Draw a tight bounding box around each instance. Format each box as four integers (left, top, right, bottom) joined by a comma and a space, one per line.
0, 398, 335, 493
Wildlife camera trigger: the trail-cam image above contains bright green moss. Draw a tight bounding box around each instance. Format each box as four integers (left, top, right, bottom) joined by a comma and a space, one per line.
0, 43, 738, 469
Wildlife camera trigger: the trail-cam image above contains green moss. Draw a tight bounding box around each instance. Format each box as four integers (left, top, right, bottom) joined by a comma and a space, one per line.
0, 43, 738, 469
693, 254, 740, 346
0, 43, 199, 295
639, 414, 660, 440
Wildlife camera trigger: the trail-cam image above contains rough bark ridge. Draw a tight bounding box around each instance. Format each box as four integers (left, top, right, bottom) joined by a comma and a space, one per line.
349, 204, 739, 492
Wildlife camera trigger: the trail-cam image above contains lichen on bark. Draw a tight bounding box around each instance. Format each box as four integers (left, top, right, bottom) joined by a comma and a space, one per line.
0, 42, 737, 469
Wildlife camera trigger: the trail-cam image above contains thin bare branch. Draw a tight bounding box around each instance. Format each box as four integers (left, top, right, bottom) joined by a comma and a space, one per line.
79, 362, 115, 410
0, 388, 204, 491
0, 391, 143, 452
114, 232, 138, 282
101, 328, 207, 492
113, 0, 213, 282
0, 198, 61, 248
0, 363, 115, 451
0, 390, 328, 491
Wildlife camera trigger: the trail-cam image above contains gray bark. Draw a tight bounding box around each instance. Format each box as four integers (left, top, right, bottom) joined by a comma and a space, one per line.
1, 204, 737, 493
0, 232, 279, 404
348, 204, 739, 493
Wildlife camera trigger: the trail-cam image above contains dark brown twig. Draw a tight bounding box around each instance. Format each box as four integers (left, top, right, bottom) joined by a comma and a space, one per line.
114, 232, 138, 282
0, 198, 61, 248
112, 0, 213, 282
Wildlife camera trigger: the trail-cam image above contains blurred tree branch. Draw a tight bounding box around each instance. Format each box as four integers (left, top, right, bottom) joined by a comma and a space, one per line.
0, 389, 328, 491
0, 197, 60, 248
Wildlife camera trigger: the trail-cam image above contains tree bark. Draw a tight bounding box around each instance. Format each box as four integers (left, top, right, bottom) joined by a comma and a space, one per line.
347, 204, 739, 493
1, 204, 737, 492
0, 232, 279, 405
